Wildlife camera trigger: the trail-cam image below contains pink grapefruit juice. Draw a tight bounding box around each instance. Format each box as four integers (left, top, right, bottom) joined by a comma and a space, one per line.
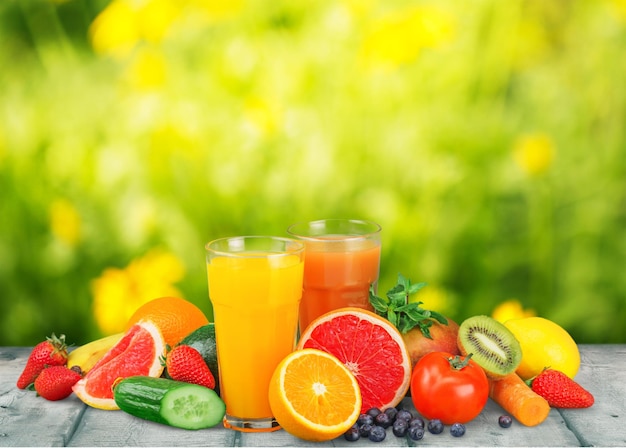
299, 238, 381, 332
207, 254, 303, 429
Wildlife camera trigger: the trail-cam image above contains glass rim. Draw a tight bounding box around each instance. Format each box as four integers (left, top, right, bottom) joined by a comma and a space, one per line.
286, 219, 381, 241
205, 235, 305, 258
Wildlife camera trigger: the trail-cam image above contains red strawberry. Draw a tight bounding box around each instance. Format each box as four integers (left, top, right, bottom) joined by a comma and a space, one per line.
17, 333, 69, 389
165, 345, 215, 389
529, 368, 594, 408
34, 365, 82, 401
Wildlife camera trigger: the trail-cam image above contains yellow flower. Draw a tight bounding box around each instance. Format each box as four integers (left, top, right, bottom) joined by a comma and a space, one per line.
361, 5, 456, 68
89, 0, 180, 59
91, 249, 185, 334
49, 199, 81, 247
123, 47, 168, 90
491, 299, 536, 323
89, 0, 142, 59
188, 0, 244, 24
513, 133, 556, 176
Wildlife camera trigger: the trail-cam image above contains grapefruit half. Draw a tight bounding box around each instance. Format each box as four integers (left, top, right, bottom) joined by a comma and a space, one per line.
73, 320, 166, 410
297, 307, 411, 413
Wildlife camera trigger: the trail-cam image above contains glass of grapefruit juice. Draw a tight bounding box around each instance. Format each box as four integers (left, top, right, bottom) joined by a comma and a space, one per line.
287, 219, 381, 333
206, 236, 304, 432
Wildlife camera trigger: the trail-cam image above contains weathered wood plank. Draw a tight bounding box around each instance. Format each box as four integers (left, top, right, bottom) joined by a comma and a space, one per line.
558, 345, 626, 447
0, 348, 86, 447
67, 407, 236, 447
1, 345, 624, 446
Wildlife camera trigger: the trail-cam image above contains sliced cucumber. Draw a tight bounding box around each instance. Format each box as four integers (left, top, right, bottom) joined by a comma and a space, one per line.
114, 376, 225, 430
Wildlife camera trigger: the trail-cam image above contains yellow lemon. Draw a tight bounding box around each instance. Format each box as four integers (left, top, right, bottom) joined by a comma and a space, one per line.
504, 316, 580, 380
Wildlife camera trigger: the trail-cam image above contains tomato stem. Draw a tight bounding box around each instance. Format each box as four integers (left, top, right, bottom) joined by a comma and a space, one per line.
448, 353, 473, 370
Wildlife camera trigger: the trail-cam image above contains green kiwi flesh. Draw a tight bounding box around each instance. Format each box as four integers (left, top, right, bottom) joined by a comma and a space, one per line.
457, 315, 522, 379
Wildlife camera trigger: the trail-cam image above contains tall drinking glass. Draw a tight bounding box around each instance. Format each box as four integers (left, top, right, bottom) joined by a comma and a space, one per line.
206, 236, 305, 432
287, 219, 381, 333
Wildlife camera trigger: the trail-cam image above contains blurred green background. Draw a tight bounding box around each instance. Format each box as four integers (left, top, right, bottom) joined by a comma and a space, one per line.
1, 0, 625, 346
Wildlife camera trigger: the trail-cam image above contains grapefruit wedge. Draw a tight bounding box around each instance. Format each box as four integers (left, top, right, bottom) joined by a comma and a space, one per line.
73, 320, 166, 410
297, 307, 411, 413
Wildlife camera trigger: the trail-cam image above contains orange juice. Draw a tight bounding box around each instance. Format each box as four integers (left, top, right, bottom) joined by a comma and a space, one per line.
206, 237, 304, 432
298, 238, 381, 332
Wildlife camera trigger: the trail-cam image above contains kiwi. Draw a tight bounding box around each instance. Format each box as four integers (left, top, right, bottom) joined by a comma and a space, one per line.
457, 315, 522, 379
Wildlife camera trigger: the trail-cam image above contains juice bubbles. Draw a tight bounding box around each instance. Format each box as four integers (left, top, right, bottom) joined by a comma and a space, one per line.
206, 236, 304, 432
287, 220, 382, 333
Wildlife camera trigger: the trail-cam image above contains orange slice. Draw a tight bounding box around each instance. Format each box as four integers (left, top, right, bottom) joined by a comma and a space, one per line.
73, 320, 166, 410
269, 348, 361, 442
297, 307, 411, 413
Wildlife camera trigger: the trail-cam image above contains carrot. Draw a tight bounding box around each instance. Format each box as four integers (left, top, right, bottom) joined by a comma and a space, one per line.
489, 373, 551, 427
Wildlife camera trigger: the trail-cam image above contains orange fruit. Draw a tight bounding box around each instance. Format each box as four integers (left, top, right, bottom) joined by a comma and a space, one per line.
297, 307, 411, 413
504, 316, 581, 380
125, 296, 209, 348
73, 320, 166, 410
268, 348, 361, 442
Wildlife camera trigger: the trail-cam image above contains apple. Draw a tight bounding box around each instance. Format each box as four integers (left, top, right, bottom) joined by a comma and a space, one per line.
402, 318, 460, 368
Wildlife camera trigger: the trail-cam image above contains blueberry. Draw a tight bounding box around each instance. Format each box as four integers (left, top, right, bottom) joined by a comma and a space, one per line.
408, 417, 425, 429
392, 419, 408, 437
368, 425, 386, 442
427, 418, 444, 434
407, 426, 425, 441
498, 415, 513, 428
366, 407, 382, 418
357, 413, 374, 426
344, 425, 360, 441
359, 423, 373, 437
384, 407, 398, 422
396, 409, 413, 422
374, 412, 392, 428
450, 423, 466, 437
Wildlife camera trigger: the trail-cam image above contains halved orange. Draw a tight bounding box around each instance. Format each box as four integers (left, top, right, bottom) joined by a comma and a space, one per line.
125, 296, 209, 348
297, 307, 411, 413
268, 348, 361, 442
73, 320, 166, 410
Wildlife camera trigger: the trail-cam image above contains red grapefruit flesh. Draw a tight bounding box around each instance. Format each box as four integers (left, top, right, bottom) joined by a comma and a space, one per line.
73, 320, 166, 410
297, 307, 411, 413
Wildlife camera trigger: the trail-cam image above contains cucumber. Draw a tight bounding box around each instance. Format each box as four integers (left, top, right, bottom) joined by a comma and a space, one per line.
177, 323, 220, 394
114, 376, 225, 430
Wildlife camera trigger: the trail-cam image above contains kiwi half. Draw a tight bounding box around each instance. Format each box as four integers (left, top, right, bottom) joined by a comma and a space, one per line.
457, 315, 522, 379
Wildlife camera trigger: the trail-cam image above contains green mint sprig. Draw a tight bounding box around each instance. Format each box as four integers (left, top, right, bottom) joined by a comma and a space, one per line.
369, 273, 448, 337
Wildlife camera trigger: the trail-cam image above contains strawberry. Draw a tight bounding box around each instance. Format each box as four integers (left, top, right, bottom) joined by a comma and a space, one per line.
529, 368, 594, 408
34, 365, 82, 401
17, 333, 69, 389
165, 345, 215, 389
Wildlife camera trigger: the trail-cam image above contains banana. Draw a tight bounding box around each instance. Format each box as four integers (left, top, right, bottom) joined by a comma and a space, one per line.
67, 332, 124, 373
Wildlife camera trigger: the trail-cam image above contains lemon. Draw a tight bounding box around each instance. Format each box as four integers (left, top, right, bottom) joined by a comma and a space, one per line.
504, 316, 580, 380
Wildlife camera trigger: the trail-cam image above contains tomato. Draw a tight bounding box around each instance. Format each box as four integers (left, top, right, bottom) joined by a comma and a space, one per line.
410, 351, 489, 424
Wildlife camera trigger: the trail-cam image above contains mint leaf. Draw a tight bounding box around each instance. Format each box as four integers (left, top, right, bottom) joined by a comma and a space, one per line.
368, 285, 389, 315
367, 273, 448, 336
430, 310, 449, 325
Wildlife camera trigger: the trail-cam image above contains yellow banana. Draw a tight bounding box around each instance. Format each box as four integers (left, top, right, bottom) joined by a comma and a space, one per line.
67, 332, 124, 373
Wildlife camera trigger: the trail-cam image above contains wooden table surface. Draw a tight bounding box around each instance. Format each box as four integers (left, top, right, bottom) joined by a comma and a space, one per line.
1, 344, 624, 447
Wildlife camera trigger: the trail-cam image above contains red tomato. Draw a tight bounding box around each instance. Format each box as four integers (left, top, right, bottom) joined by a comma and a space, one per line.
410, 351, 489, 424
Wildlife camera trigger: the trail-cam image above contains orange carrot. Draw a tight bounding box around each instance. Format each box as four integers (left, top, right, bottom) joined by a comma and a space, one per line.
489, 373, 551, 427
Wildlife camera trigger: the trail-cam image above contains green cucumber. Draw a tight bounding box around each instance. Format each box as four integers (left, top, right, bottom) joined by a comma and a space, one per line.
177, 323, 220, 394
114, 376, 225, 430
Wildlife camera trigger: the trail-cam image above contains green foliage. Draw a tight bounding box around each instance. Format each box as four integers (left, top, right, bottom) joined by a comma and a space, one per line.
1, 0, 625, 345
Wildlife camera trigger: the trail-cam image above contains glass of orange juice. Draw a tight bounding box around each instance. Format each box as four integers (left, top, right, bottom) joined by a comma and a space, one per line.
287, 219, 381, 333
206, 236, 305, 432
